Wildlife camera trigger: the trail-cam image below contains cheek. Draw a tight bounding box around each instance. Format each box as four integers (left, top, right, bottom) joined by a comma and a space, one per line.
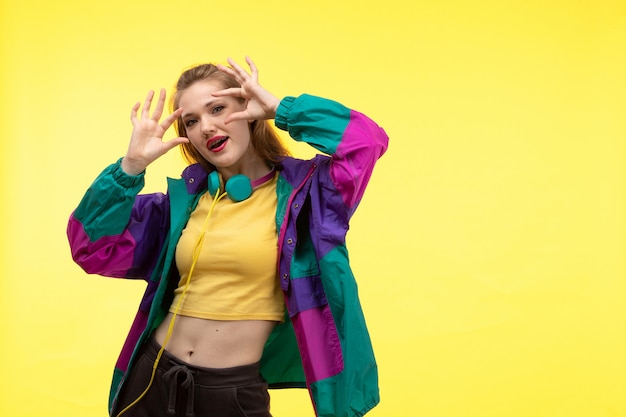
186, 131, 205, 150
233, 121, 253, 141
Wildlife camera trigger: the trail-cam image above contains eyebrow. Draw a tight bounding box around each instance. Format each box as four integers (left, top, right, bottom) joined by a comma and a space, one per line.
181, 100, 219, 120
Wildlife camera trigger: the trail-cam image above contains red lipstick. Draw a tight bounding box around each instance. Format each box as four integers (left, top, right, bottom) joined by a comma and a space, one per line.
207, 136, 228, 152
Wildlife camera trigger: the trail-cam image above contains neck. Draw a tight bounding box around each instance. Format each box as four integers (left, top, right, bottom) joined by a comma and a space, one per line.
217, 155, 271, 183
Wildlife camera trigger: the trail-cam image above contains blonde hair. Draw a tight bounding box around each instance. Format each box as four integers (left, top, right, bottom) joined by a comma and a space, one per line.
172, 64, 290, 172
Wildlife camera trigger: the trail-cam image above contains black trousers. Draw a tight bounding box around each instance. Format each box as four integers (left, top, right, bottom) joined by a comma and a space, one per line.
113, 336, 272, 417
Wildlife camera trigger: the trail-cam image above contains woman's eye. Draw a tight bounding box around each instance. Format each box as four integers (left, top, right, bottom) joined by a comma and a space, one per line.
212, 105, 224, 114
185, 119, 197, 128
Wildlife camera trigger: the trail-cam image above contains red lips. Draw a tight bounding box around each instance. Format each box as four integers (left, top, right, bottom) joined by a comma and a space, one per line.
207, 136, 228, 152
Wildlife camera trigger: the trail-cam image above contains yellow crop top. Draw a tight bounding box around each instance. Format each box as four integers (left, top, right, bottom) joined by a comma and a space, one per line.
171, 173, 284, 321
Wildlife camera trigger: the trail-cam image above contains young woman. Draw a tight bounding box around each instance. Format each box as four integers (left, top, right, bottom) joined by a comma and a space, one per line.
68, 57, 388, 417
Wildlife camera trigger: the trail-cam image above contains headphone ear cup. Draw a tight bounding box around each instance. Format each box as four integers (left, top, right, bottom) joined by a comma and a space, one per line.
207, 171, 253, 202
207, 171, 221, 197
225, 175, 253, 202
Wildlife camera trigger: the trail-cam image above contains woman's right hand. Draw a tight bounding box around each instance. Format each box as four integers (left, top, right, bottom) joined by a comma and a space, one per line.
121, 89, 189, 175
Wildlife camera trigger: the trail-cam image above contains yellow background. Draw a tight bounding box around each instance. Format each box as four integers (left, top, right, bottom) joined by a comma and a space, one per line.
1, 0, 625, 416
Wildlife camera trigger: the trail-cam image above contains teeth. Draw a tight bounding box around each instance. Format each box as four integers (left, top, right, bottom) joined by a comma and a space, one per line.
210, 138, 227, 149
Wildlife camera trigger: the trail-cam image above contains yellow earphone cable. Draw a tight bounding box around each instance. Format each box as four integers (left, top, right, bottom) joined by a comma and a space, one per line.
115, 188, 226, 417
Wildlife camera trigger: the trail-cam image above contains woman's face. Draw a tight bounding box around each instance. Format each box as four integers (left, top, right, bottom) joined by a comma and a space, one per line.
178, 80, 260, 178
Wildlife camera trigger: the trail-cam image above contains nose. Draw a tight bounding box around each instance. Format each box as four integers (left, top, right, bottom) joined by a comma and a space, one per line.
200, 117, 216, 137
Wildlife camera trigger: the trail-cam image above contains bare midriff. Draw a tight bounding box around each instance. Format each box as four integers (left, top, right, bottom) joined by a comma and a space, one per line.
154, 313, 276, 368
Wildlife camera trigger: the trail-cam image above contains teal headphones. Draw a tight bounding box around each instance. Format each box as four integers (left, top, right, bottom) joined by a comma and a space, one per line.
207, 168, 276, 203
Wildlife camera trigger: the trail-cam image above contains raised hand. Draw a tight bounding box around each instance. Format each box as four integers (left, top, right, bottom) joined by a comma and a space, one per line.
213, 57, 281, 124
121, 89, 189, 175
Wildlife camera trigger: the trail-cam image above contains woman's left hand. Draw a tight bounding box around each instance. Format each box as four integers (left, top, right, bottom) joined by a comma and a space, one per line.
213, 57, 281, 124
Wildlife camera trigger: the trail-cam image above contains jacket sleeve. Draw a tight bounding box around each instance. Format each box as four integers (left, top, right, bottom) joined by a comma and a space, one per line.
275, 94, 388, 209
67, 159, 170, 280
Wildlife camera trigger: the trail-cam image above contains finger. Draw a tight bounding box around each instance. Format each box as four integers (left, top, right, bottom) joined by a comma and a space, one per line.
151, 88, 167, 121
130, 101, 141, 123
226, 57, 244, 73
245, 56, 258, 83
162, 136, 190, 152
211, 87, 242, 98
141, 90, 155, 119
223, 111, 249, 124
159, 107, 184, 131
216, 63, 239, 81
226, 57, 250, 80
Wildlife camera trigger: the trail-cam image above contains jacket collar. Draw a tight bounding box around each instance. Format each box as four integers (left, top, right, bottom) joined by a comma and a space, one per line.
180, 156, 320, 195
277, 156, 319, 188
180, 163, 211, 195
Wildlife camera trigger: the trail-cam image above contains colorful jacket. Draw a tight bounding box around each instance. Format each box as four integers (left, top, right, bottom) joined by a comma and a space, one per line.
67, 94, 389, 417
